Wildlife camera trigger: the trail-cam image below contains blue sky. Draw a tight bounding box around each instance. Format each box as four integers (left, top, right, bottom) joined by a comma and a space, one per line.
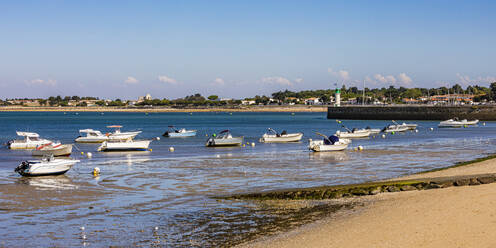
1, 0, 495, 99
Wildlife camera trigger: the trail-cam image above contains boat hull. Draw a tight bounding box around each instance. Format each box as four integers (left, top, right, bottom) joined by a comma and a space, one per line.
15, 160, 79, 177
336, 130, 371, 138
309, 140, 349, 152
163, 131, 197, 137
98, 140, 152, 152
206, 137, 243, 147
75, 136, 109, 143
32, 144, 73, 157
260, 133, 303, 143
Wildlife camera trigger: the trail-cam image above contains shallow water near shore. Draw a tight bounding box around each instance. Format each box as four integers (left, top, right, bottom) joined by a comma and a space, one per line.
0, 112, 495, 247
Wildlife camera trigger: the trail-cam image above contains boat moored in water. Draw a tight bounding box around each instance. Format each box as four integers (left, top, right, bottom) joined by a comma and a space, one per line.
32, 143, 73, 157
15, 156, 79, 176
259, 128, 303, 143
7, 131, 53, 150
106, 125, 142, 141
75, 129, 109, 143
97, 139, 152, 152
438, 118, 475, 128
206, 130, 243, 147
335, 128, 371, 138
163, 126, 197, 137
309, 134, 350, 152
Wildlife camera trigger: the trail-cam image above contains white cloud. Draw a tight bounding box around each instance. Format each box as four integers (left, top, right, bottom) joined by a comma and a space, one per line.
124, 76, 139, 84
27, 78, 57, 86
261, 76, 292, 86
212, 77, 225, 86
373, 74, 387, 83
456, 73, 496, 86
398, 73, 412, 85
158, 75, 177, 85
328, 68, 350, 81
294, 78, 304, 83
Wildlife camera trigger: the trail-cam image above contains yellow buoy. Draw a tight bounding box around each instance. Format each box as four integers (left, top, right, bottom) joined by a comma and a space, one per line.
149, 148, 153, 152
81, 152, 84, 155
93, 167, 100, 176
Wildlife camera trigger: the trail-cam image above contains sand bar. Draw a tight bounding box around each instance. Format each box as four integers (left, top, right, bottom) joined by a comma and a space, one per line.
241, 157, 496, 248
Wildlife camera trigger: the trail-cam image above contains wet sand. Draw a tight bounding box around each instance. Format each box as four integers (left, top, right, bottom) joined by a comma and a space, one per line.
241, 157, 496, 248
0, 106, 327, 112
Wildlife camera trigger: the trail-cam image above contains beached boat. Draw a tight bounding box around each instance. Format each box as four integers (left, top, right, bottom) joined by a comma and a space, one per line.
97, 139, 152, 152
163, 126, 197, 137
335, 128, 371, 138
382, 124, 409, 133
15, 156, 80, 176
206, 130, 243, 147
308, 134, 350, 152
75, 129, 109, 143
106, 125, 142, 140
7, 132, 53, 150
32, 143, 73, 157
259, 128, 303, 143
438, 118, 465, 128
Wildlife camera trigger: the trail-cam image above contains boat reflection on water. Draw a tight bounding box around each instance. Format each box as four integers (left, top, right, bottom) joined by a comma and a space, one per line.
16, 175, 78, 190
308, 151, 349, 162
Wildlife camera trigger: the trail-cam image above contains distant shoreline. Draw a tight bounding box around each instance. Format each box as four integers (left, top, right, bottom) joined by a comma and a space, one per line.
0, 106, 327, 113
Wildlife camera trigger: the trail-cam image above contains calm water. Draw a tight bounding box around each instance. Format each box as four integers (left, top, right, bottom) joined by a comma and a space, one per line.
0, 112, 495, 247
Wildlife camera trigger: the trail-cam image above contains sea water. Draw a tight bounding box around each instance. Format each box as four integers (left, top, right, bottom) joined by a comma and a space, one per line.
0, 111, 494, 246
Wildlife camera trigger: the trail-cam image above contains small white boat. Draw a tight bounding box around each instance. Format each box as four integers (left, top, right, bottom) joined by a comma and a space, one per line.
32, 143, 73, 157
392, 120, 418, 130
382, 124, 409, 133
309, 134, 350, 152
438, 118, 465, 128
163, 126, 197, 137
107, 125, 142, 141
75, 129, 109, 143
365, 127, 381, 134
462, 119, 479, 125
206, 130, 243, 147
259, 128, 303, 143
97, 139, 152, 152
15, 156, 79, 176
7, 131, 53, 150
335, 128, 371, 138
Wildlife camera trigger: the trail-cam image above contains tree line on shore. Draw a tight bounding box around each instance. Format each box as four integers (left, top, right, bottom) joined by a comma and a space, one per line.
1, 83, 496, 107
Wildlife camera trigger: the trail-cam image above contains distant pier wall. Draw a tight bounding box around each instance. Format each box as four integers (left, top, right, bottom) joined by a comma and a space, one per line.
327, 105, 496, 120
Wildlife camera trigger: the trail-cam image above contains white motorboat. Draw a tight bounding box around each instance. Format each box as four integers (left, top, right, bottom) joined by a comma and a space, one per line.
206, 130, 243, 147
438, 118, 465, 128
163, 126, 197, 137
382, 124, 409, 133
15, 156, 79, 176
392, 120, 418, 130
32, 143, 73, 157
462, 119, 479, 125
259, 128, 303, 143
365, 127, 381, 134
335, 128, 371, 138
106, 125, 141, 141
75, 129, 109, 143
309, 134, 350, 152
7, 131, 53, 150
97, 139, 152, 152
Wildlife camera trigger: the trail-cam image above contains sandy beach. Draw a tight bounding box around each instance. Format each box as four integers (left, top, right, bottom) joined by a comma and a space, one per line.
0, 106, 327, 113
241, 157, 496, 248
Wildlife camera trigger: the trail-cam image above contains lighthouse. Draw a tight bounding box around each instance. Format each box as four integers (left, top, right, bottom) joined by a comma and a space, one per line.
335, 88, 341, 107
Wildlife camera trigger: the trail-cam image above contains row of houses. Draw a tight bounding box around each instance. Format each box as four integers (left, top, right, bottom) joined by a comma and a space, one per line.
402, 94, 478, 104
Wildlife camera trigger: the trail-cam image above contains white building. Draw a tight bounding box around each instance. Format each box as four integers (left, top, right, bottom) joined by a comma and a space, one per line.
304, 97, 321, 105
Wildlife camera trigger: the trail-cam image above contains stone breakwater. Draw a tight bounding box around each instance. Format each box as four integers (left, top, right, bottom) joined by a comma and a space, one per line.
327, 105, 496, 120
222, 173, 496, 201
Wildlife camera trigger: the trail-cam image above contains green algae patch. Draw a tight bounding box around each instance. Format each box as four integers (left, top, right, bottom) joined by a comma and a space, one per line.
417, 153, 496, 174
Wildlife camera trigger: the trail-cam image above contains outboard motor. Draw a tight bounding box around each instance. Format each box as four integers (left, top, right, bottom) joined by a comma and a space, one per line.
281, 130, 287, 135
14, 161, 29, 173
